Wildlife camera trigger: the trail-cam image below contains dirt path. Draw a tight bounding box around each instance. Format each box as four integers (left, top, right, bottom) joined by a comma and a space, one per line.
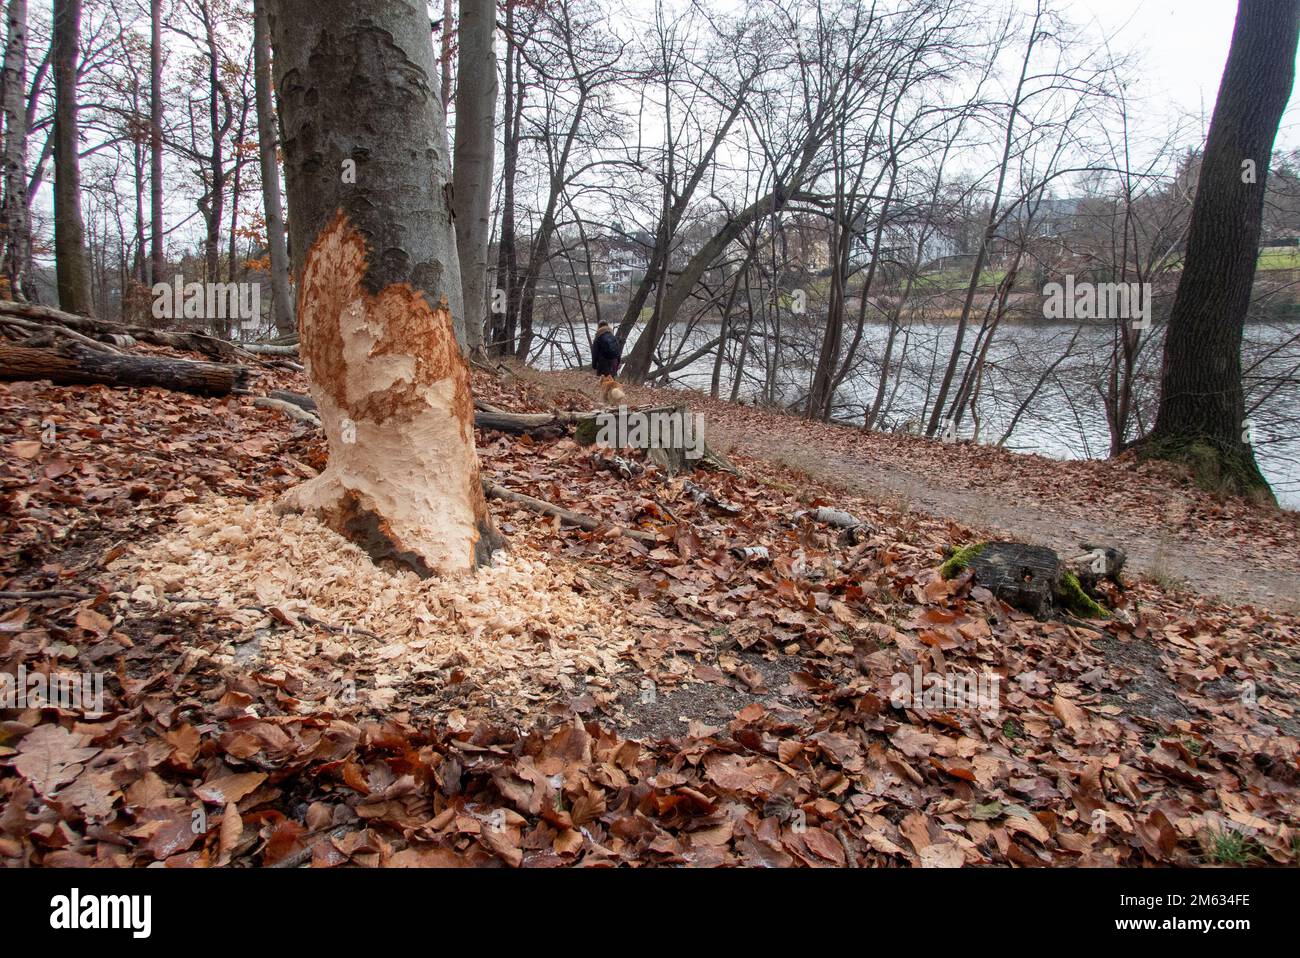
535, 369, 1300, 613
732, 428, 1300, 612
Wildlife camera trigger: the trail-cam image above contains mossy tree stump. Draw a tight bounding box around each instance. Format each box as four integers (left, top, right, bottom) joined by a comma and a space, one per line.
942, 540, 1110, 619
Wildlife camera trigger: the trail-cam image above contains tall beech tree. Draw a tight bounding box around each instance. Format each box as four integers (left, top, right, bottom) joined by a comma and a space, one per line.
149, 0, 163, 287
266, 0, 501, 575
1, 0, 29, 298
52, 0, 91, 314
253, 0, 293, 336
452, 0, 497, 355
1136, 0, 1299, 499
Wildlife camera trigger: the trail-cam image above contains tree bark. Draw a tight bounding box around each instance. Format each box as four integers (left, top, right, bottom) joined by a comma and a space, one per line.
51, 0, 90, 315
1, 0, 28, 300
440, 0, 453, 107
267, 0, 499, 575
451, 0, 495, 355
0, 342, 249, 396
1136, 0, 1297, 501
149, 0, 163, 288
488, 0, 520, 356
253, 0, 294, 336
197, 0, 228, 298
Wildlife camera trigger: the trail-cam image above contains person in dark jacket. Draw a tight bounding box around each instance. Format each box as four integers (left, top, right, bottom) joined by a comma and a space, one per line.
592, 322, 622, 376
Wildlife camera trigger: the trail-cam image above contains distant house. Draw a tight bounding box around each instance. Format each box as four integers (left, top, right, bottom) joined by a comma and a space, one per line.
523, 225, 650, 300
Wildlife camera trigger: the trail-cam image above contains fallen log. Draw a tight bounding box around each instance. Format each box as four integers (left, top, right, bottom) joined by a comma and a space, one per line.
268, 388, 600, 436
268, 389, 317, 412
263, 391, 737, 478
682, 478, 741, 514
481, 479, 659, 543
0, 314, 124, 354
795, 506, 863, 529
254, 396, 321, 426
0, 342, 250, 397
0, 300, 246, 362
242, 343, 300, 356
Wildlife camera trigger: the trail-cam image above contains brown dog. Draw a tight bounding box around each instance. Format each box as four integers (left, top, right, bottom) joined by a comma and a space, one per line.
600, 375, 626, 406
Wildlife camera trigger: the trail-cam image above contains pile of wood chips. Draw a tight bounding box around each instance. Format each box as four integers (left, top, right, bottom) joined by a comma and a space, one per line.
107, 496, 631, 721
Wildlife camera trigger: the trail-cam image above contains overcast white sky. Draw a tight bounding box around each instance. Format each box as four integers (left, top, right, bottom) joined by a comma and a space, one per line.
1068, 0, 1300, 149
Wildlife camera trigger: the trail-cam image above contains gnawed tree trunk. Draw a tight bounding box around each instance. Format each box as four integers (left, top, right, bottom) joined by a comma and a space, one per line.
267, 0, 500, 576
1134, 0, 1298, 501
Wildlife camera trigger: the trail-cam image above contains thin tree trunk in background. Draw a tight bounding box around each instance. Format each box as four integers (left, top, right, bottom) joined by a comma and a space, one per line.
729, 271, 758, 403
131, 76, 146, 288
440, 0, 453, 107
52, 0, 90, 315
864, 291, 904, 431
149, 0, 163, 288
1, 0, 29, 299
199, 0, 226, 297
451, 0, 495, 354
254, 0, 294, 336
711, 240, 757, 398
266, 0, 500, 575
227, 80, 249, 286
623, 185, 793, 382
808, 178, 848, 419
924, 7, 1039, 438
488, 0, 517, 356
514, 88, 587, 363
19, 44, 47, 292
1137, 0, 1298, 500
489, 0, 521, 356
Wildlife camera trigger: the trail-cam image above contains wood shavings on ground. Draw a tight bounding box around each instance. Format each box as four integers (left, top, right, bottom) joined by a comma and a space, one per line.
107, 496, 632, 721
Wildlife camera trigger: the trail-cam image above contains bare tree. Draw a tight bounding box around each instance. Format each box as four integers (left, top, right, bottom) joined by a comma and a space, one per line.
452, 0, 496, 354
149, 0, 163, 286
52, 0, 91, 314
1, 0, 29, 298
253, 0, 293, 335
1135, 0, 1298, 500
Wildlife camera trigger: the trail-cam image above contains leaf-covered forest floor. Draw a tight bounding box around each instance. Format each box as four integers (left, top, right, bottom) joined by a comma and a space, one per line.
550, 370, 1300, 613
0, 348, 1297, 867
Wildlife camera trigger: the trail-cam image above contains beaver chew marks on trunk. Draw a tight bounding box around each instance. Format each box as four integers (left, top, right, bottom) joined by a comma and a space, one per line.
278, 212, 501, 575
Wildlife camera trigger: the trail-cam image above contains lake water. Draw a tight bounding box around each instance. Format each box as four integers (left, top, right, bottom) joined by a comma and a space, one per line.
533, 321, 1300, 509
